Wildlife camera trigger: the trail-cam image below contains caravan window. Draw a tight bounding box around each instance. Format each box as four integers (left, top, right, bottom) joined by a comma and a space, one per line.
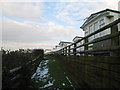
94, 21, 99, 31
94, 21, 100, 39
99, 18, 105, 27
85, 28, 89, 36
89, 25, 94, 34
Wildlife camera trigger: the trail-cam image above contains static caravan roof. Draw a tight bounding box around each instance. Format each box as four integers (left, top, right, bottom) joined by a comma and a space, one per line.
80, 9, 120, 29
59, 41, 72, 45
73, 36, 83, 42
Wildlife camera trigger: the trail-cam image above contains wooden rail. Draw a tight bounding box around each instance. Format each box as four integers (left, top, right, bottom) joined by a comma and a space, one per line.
54, 18, 120, 56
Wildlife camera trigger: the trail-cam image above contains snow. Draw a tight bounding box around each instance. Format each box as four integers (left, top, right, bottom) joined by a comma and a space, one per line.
10, 66, 22, 73
64, 72, 73, 87
31, 60, 50, 81
31, 59, 55, 88
31, 73, 36, 79
62, 83, 65, 86
39, 80, 55, 89
53, 60, 56, 62
32, 59, 36, 62
31, 58, 74, 89
66, 76, 73, 87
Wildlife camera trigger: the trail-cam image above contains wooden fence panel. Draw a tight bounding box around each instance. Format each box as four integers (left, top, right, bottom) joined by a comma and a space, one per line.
53, 55, 120, 88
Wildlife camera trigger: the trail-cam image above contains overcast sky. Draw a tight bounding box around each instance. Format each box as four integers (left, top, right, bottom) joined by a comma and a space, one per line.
0, 0, 119, 50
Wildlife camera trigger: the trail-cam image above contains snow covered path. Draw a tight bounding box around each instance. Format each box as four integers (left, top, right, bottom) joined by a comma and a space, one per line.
31, 57, 76, 89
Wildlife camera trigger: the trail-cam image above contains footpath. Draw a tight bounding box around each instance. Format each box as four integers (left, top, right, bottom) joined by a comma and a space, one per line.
31, 56, 77, 89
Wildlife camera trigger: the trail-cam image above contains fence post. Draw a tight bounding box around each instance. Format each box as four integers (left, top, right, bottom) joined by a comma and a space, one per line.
84, 38, 88, 56
111, 25, 119, 56
68, 46, 70, 56
65, 47, 67, 56
59, 50, 62, 55
73, 43, 76, 56
62, 48, 64, 55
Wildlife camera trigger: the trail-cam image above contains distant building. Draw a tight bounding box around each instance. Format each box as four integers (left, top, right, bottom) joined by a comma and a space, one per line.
73, 36, 83, 42
72, 36, 84, 56
44, 49, 52, 54
59, 41, 72, 47
55, 45, 61, 50
59, 41, 72, 55
81, 9, 120, 55
47, 41, 72, 54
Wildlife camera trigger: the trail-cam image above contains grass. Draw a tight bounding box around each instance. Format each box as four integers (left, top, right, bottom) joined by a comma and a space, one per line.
47, 56, 70, 88
46, 56, 78, 88
32, 56, 78, 89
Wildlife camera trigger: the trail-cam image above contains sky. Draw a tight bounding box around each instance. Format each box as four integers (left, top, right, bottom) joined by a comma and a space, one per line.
0, 0, 119, 50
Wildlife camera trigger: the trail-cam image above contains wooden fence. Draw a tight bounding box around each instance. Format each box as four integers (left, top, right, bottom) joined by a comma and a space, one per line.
49, 18, 120, 88
3, 55, 43, 88
53, 55, 120, 88
54, 18, 120, 56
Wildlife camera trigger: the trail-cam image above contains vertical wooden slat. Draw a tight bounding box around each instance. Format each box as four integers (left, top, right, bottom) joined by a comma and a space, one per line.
65, 47, 67, 56
84, 38, 88, 56
68, 46, 70, 56
111, 25, 119, 56
73, 43, 77, 56
63, 48, 65, 55
62, 48, 63, 55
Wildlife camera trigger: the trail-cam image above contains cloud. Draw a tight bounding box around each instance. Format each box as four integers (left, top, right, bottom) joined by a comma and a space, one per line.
2, 17, 83, 50
2, 41, 56, 50
55, 1, 119, 25
46, 21, 84, 40
1, 2, 44, 21
2, 18, 53, 43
